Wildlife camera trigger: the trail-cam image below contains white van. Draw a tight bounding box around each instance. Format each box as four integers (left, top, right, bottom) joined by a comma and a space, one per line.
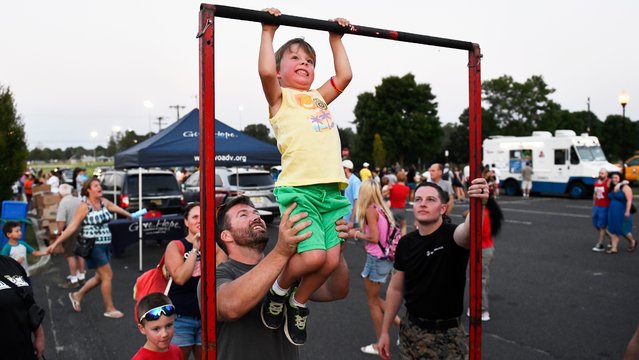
483, 130, 619, 198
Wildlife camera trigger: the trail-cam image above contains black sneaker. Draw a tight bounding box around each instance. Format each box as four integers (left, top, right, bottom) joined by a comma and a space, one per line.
260, 289, 287, 329
284, 302, 309, 346
592, 244, 606, 252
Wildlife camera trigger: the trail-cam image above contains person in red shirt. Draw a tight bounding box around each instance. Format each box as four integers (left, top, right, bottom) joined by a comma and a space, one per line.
132, 293, 183, 360
591, 168, 611, 252
388, 171, 410, 235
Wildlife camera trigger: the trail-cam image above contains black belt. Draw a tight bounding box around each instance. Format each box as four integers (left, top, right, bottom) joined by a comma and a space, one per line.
407, 314, 460, 332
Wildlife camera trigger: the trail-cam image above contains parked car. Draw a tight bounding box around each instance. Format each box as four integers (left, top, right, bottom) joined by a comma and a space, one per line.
183, 167, 279, 223
99, 169, 184, 215
625, 155, 639, 183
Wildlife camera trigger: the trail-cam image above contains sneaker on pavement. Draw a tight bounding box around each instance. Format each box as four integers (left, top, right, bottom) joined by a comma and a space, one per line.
592, 244, 606, 252
261, 289, 288, 330
481, 311, 490, 321
58, 280, 80, 289
284, 302, 309, 346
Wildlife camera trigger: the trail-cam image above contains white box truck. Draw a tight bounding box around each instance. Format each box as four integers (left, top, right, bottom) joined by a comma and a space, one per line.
483, 130, 620, 199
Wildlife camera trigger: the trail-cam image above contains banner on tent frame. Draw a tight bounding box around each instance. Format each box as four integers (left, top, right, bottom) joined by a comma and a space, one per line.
109, 215, 184, 256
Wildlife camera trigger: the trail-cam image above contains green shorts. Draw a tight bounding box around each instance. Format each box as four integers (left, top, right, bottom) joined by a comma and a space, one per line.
274, 184, 351, 253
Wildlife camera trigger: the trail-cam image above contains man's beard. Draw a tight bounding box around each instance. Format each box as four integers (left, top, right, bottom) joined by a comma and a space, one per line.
230, 221, 269, 251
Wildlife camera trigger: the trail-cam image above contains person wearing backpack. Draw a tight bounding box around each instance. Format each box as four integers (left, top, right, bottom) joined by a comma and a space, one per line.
348, 180, 401, 356
164, 202, 202, 359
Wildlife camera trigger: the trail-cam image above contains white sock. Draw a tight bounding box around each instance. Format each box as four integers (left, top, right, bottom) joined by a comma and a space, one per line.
69, 275, 78, 283
290, 292, 307, 308
272, 280, 289, 296
77, 271, 86, 281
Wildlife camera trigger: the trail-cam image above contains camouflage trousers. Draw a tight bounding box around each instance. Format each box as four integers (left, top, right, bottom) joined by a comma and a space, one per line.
398, 313, 469, 360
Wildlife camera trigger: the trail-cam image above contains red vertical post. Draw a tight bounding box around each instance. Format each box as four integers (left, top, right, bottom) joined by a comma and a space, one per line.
198, 5, 216, 360
468, 43, 482, 360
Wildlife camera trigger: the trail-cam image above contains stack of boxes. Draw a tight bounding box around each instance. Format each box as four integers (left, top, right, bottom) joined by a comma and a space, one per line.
32, 184, 61, 244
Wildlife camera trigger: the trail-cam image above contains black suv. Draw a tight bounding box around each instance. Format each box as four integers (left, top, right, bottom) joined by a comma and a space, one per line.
100, 169, 184, 215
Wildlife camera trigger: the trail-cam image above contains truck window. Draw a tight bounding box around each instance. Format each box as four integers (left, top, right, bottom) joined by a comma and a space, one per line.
509, 149, 532, 173
570, 147, 580, 165
555, 149, 568, 165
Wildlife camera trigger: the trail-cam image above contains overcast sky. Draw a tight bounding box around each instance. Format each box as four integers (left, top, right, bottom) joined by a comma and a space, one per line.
1, 0, 637, 150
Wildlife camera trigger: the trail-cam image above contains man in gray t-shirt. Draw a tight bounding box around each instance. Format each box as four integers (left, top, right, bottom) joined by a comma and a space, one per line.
56, 184, 85, 288
215, 196, 350, 359
429, 163, 455, 215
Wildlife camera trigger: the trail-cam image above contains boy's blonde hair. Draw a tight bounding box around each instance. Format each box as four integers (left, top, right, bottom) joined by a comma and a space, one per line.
274, 38, 316, 71
355, 180, 395, 229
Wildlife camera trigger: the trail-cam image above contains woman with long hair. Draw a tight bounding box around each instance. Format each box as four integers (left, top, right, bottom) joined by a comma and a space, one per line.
47, 178, 131, 318
606, 173, 637, 254
165, 202, 202, 359
479, 195, 503, 321
349, 180, 400, 355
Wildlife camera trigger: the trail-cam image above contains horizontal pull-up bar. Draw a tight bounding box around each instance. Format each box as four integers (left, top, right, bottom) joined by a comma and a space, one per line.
202, 4, 475, 51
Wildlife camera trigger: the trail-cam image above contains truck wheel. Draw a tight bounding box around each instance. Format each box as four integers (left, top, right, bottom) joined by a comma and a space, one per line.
568, 182, 586, 199
503, 179, 520, 196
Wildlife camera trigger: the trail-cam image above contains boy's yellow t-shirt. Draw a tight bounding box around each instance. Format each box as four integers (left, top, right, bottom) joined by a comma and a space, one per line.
270, 87, 347, 188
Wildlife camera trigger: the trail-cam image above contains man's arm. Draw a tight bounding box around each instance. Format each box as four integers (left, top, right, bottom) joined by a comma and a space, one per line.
454, 177, 489, 249
216, 204, 311, 321
318, 18, 352, 104
446, 188, 455, 215
377, 271, 405, 360
258, 8, 282, 110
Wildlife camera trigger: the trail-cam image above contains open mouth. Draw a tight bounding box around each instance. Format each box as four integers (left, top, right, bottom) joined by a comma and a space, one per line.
296, 69, 309, 76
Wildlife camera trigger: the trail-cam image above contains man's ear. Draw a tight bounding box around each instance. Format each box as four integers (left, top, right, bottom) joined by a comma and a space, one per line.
440, 204, 448, 215
220, 229, 233, 243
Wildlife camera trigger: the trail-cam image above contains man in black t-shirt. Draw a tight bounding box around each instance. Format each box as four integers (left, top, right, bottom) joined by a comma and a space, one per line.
215, 196, 350, 359
0, 255, 45, 359
377, 178, 489, 360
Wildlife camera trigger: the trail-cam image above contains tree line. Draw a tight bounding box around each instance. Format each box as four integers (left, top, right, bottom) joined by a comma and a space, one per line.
2, 74, 637, 200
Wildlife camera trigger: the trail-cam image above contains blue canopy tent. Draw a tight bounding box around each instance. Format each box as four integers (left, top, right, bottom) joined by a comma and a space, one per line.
114, 108, 280, 168
113, 108, 279, 270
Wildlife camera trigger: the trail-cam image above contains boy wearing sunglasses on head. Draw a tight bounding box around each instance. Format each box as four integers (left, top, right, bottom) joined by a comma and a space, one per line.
132, 293, 182, 360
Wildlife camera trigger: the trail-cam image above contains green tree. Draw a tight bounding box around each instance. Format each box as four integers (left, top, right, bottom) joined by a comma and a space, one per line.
444, 107, 496, 165
483, 75, 560, 135
353, 73, 442, 167
243, 123, 276, 145
372, 133, 387, 168
0, 85, 28, 200
599, 115, 639, 162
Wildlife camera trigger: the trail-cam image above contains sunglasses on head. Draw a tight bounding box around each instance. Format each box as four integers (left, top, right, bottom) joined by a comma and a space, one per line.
139, 304, 176, 323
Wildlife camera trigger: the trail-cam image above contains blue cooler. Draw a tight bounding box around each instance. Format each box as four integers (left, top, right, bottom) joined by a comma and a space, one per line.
1, 201, 29, 248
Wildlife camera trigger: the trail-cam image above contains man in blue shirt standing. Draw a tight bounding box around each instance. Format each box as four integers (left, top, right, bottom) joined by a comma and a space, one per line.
342, 159, 361, 228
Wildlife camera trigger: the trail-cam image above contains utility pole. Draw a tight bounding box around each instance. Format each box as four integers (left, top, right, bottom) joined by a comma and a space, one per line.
169, 104, 186, 121
154, 116, 167, 132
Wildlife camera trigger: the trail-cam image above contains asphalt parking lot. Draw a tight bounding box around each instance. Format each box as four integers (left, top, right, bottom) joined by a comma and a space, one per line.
33, 194, 639, 359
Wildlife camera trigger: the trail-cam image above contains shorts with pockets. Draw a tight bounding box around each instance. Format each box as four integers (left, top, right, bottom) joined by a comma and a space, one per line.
274, 184, 351, 253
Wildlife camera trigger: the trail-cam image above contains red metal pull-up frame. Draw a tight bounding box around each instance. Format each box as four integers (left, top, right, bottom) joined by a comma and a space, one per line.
198, 4, 483, 359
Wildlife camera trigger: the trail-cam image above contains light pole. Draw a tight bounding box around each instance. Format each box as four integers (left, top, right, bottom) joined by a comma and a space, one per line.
618, 91, 630, 178
112, 125, 121, 153
90, 131, 98, 159
144, 100, 153, 133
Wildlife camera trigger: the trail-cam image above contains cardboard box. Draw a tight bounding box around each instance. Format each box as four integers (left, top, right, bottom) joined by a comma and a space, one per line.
32, 184, 51, 195
34, 194, 45, 210
42, 193, 60, 206
42, 205, 58, 221
48, 223, 59, 237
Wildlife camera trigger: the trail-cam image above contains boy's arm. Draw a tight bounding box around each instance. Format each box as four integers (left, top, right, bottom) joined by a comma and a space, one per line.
258, 8, 282, 112
318, 18, 352, 105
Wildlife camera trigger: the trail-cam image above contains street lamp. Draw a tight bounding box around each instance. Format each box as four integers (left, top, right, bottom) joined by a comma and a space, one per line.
90, 131, 98, 159
618, 91, 630, 179
238, 105, 244, 130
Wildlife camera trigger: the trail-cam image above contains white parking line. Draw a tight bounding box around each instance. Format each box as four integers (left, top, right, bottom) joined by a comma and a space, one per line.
505, 219, 533, 225
501, 207, 590, 218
